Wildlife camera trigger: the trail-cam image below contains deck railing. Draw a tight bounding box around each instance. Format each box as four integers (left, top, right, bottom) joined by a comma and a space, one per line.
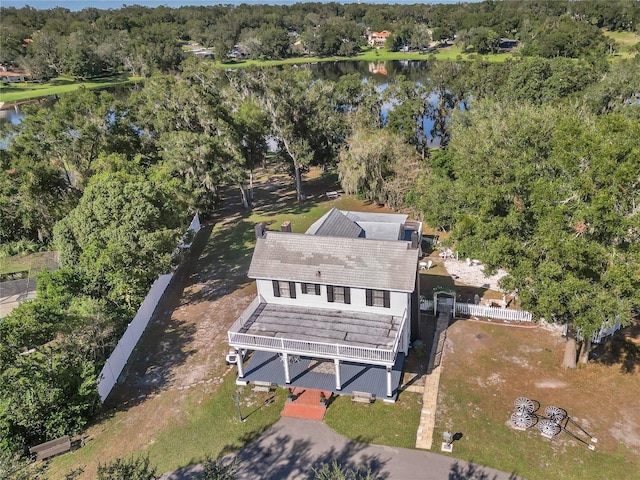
228, 331, 397, 364
228, 301, 407, 366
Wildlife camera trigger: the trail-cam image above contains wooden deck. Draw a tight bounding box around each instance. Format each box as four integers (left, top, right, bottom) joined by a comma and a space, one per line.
242, 350, 404, 400
239, 303, 402, 350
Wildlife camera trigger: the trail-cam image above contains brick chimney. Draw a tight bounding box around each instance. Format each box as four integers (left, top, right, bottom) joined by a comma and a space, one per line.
411, 230, 419, 249
281, 221, 292, 232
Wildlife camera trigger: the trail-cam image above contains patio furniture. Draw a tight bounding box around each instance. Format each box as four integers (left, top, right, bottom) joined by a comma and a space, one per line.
352, 391, 375, 403
252, 381, 274, 393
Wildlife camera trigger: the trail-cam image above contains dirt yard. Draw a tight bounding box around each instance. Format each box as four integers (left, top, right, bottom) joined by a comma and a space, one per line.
436, 317, 640, 480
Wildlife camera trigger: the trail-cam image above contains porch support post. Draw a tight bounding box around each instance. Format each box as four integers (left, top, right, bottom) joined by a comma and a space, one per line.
283, 352, 291, 384
334, 358, 342, 391
236, 349, 244, 378
433, 292, 438, 315
386, 365, 393, 398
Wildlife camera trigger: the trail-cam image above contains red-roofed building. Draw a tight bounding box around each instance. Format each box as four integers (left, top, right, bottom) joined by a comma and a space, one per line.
367, 30, 391, 47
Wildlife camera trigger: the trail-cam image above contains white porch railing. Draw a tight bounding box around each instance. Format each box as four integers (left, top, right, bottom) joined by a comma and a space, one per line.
228, 332, 396, 364
228, 301, 406, 366
455, 302, 533, 322
420, 299, 434, 311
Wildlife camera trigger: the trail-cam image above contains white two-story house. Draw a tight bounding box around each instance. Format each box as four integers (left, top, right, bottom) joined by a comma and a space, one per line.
227, 208, 421, 402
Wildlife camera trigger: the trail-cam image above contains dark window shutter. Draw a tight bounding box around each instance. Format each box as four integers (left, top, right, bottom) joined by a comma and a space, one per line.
272, 280, 280, 297
289, 282, 296, 298
366, 289, 373, 306
344, 287, 351, 304
301, 283, 308, 294
314, 283, 321, 295
327, 285, 334, 302
383, 290, 390, 308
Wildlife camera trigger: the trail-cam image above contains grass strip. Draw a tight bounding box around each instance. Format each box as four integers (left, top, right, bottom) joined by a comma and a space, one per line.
0, 75, 143, 103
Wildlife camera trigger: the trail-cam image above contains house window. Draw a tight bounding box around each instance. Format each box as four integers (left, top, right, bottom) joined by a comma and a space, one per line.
327, 285, 350, 304
301, 283, 321, 295
366, 289, 390, 308
272, 280, 296, 299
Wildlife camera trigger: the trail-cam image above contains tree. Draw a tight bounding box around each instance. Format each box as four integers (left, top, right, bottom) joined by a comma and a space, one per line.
418, 100, 640, 365
202, 456, 237, 480
0, 449, 46, 480
338, 127, 423, 207
232, 99, 270, 208
520, 15, 607, 58
97, 455, 157, 480
20, 29, 61, 80
132, 70, 242, 211
313, 460, 378, 480
53, 172, 186, 308
385, 79, 431, 158
232, 68, 342, 201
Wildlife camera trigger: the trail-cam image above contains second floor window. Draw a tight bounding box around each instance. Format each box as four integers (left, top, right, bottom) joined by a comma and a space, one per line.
327, 285, 350, 304
273, 280, 296, 299
301, 283, 321, 295
366, 289, 390, 308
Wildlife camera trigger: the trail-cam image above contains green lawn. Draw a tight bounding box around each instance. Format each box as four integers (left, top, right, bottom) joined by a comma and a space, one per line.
604, 30, 640, 59
0, 75, 143, 103
0, 251, 58, 277
51, 375, 286, 477
324, 391, 423, 449
217, 45, 512, 69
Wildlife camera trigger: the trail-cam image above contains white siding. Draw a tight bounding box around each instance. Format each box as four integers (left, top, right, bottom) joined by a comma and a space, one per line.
256, 278, 409, 317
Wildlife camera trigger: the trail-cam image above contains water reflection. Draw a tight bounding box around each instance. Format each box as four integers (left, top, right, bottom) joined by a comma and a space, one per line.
306, 59, 433, 83
0, 107, 24, 125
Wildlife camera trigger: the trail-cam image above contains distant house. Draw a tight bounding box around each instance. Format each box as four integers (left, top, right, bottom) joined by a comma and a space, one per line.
367, 30, 391, 47
499, 38, 518, 51
0, 67, 29, 83
227, 208, 422, 402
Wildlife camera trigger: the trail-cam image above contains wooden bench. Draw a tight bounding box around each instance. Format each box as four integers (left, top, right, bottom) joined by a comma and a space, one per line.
351, 391, 375, 403
252, 381, 274, 393
29, 435, 71, 461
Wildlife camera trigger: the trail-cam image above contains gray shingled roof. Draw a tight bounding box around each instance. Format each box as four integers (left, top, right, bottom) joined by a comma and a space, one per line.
305, 208, 363, 238
355, 222, 402, 241
343, 211, 408, 224
248, 231, 418, 292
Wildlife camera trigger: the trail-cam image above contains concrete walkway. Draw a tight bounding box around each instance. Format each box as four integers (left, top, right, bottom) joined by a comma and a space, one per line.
161, 416, 522, 480
415, 309, 451, 450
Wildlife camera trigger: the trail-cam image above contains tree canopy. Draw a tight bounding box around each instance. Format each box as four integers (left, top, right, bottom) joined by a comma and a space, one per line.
416, 99, 640, 348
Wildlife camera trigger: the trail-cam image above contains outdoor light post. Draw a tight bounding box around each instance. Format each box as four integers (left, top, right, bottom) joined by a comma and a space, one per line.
441, 431, 454, 452
232, 389, 244, 422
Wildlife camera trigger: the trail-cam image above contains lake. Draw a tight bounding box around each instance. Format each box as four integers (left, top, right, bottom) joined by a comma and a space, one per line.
1, 60, 449, 146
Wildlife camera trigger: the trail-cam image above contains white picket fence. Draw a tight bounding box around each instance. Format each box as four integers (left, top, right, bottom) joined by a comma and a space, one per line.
420, 298, 533, 322
576, 316, 622, 344
420, 299, 434, 312
96, 214, 201, 402
456, 303, 533, 322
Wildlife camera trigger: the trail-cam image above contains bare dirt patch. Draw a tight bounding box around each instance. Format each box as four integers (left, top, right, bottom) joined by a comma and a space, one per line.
437, 318, 640, 480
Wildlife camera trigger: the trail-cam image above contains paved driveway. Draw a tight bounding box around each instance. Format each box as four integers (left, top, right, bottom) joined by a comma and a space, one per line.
161, 417, 523, 480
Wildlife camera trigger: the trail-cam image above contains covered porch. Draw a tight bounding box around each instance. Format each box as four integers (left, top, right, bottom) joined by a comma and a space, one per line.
241, 350, 405, 401
228, 299, 408, 401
